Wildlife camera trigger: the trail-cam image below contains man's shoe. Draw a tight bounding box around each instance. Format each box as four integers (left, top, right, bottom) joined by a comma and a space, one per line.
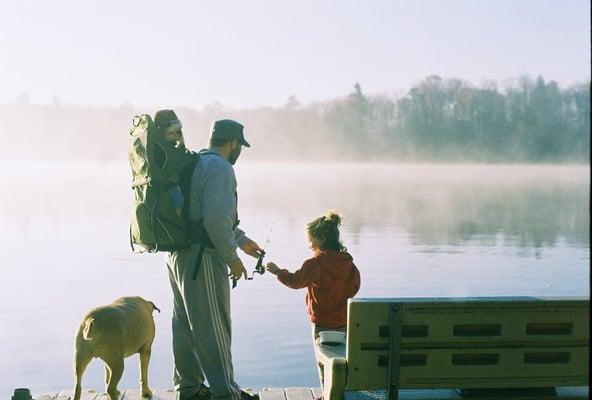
240, 390, 260, 400
180, 385, 212, 400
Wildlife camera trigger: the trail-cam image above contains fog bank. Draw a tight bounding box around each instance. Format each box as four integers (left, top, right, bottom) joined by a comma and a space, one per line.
1, 75, 589, 163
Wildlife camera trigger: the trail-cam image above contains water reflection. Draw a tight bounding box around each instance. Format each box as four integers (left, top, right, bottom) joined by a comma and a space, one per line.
237, 163, 589, 250
0, 162, 589, 251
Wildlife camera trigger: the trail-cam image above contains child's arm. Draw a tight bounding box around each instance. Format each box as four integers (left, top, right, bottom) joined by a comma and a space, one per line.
265, 260, 317, 289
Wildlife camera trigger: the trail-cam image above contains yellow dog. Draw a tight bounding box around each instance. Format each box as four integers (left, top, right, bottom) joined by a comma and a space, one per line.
73, 296, 160, 400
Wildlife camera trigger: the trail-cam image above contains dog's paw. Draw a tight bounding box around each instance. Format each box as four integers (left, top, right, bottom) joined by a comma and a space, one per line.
107, 392, 120, 400
142, 389, 153, 399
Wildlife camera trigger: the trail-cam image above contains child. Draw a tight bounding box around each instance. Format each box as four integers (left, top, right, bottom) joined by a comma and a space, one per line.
159, 120, 186, 218
265, 210, 360, 389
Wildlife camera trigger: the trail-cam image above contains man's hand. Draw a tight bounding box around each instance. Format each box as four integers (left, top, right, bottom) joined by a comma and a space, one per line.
228, 257, 248, 281
265, 262, 280, 275
240, 239, 263, 258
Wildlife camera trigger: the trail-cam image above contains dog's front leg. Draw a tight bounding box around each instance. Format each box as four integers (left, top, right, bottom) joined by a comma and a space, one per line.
139, 348, 153, 398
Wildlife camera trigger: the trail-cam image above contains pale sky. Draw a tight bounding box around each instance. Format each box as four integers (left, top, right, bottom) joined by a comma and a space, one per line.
0, 0, 589, 108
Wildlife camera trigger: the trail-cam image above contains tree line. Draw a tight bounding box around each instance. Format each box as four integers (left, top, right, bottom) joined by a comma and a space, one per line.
323, 76, 589, 162
1, 75, 589, 162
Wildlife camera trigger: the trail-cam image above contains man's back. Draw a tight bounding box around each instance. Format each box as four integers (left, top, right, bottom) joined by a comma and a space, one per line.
188, 149, 241, 264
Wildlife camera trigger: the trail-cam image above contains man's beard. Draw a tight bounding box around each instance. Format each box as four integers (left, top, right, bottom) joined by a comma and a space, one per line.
228, 147, 241, 165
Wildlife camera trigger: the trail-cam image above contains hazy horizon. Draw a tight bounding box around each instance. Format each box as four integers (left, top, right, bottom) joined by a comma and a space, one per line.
2, 74, 588, 163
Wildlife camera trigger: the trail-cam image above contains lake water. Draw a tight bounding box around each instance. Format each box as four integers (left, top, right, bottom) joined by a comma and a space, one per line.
0, 162, 589, 397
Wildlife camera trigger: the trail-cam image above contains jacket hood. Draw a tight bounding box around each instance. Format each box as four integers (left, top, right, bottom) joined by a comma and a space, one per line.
316, 250, 355, 279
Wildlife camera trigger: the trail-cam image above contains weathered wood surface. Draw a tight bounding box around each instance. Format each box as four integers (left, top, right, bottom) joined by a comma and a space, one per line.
32, 389, 178, 400
310, 388, 322, 399
31, 386, 590, 400
34, 388, 317, 400
260, 388, 290, 400
344, 388, 590, 400
285, 387, 315, 400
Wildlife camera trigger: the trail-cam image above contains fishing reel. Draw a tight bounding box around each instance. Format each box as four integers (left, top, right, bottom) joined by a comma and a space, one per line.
232, 250, 266, 289
248, 250, 266, 278
232, 221, 273, 289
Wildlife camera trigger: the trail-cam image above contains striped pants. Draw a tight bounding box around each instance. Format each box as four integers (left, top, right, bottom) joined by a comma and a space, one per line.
166, 245, 241, 400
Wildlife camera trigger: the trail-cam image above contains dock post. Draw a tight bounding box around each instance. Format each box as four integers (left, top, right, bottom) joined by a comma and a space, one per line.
12, 388, 33, 400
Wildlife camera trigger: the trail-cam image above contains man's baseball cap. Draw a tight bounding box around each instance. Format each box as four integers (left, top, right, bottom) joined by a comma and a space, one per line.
210, 119, 250, 147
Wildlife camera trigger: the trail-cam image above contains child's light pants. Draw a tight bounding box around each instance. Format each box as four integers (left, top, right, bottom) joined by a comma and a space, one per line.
312, 324, 347, 389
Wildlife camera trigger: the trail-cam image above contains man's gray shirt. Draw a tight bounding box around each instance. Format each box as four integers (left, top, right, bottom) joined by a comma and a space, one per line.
188, 149, 248, 264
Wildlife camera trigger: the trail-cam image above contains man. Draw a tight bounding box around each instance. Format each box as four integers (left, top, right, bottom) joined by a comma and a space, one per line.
160, 112, 262, 400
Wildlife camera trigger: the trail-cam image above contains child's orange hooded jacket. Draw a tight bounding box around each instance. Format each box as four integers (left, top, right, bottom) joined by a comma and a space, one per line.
276, 250, 361, 328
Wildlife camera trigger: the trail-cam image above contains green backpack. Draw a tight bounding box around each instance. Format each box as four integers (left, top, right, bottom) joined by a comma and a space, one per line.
128, 114, 199, 252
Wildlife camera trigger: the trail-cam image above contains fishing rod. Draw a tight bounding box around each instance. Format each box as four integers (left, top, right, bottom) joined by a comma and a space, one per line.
233, 221, 274, 289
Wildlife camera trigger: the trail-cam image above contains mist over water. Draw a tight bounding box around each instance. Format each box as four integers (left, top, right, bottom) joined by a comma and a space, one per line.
0, 161, 588, 396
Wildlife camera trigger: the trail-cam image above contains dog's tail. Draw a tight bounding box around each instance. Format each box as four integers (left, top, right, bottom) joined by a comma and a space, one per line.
82, 318, 95, 340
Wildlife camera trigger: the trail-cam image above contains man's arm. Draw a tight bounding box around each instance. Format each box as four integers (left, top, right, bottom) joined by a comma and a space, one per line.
236, 227, 263, 258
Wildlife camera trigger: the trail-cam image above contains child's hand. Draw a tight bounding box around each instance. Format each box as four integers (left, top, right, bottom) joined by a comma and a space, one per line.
265, 262, 280, 275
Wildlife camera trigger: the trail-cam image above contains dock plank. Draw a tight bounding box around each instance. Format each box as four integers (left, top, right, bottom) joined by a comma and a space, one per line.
36, 387, 591, 400
398, 390, 461, 400
260, 388, 286, 400
95, 390, 125, 400
53, 389, 99, 400
121, 389, 145, 400
346, 390, 462, 400
150, 389, 178, 400
55, 390, 72, 400
345, 388, 591, 400
285, 387, 313, 400
122, 389, 178, 400
556, 387, 590, 399
310, 388, 321, 399
35, 395, 58, 400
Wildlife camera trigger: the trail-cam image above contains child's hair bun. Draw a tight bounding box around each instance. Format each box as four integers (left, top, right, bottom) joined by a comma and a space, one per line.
325, 210, 342, 226
307, 210, 346, 252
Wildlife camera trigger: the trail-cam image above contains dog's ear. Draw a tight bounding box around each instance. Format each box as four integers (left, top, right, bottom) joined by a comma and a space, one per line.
148, 301, 161, 313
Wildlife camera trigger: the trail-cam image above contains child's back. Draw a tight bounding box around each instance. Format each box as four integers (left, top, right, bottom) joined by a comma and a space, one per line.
277, 249, 360, 328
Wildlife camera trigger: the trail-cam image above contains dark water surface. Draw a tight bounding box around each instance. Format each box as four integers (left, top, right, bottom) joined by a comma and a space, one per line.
0, 162, 588, 396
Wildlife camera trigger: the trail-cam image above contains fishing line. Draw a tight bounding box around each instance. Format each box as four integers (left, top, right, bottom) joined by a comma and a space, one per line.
233, 221, 275, 288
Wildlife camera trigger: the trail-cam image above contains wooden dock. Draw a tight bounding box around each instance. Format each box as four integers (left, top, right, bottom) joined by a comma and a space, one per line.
26, 386, 590, 400
28, 388, 321, 400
